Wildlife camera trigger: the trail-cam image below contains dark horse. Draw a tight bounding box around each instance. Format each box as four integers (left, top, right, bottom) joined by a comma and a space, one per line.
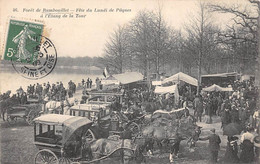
0, 96, 20, 121
133, 112, 201, 163
141, 101, 161, 114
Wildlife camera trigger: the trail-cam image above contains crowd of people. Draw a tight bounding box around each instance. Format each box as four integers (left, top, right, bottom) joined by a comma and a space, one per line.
1, 75, 259, 163
81, 77, 93, 89
193, 79, 259, 163
0, 80, 77, 105
108, 78, 259, 163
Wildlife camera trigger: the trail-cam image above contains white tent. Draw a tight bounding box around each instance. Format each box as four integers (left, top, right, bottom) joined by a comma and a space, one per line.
240, 74, 254, 81
101, 75, 120, 86
162, 72, 198, 86
112, 72, 143, 85
152, 81, 162, 86
202, 84, 233, 92
154, 85, 179, 105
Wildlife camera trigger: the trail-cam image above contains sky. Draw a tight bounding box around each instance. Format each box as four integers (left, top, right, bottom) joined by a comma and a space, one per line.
0, 0, 252, 58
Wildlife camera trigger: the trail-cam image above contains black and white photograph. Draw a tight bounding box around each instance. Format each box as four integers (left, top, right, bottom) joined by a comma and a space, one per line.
0, 0, 260, 163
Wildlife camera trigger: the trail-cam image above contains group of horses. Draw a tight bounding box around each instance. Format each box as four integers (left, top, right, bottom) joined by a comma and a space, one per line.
0, 96, 79, 122
79, 105, 201, 164
44, 96, 79, 114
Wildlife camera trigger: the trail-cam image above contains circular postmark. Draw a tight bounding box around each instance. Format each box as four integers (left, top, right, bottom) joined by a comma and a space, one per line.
11, 35, 57, 80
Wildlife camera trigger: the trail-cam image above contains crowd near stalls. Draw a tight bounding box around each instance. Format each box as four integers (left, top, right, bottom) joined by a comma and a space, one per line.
101, 72, 260, 163
1, 71, 260, 163
195, 78, 259, 163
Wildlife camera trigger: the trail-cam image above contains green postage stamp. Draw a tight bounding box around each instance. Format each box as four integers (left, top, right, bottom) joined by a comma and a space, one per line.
3, 19, 44, 64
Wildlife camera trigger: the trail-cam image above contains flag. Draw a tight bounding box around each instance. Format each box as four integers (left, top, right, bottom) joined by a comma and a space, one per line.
103, 67, 109, 78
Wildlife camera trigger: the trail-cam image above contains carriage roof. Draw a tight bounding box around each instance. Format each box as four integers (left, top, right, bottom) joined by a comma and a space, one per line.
34, 114, 93, 145
34, 114, 92, 128
70, 104, 107, 111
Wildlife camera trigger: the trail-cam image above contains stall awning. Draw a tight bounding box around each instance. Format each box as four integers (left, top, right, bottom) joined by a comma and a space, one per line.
154, 85, 179, 106
202, 84, 233, 92
162, 72, 198, 86
154, 85, 177, 94
152, 81, 162, 86
201, 72, 238, 78
113, 72, 143, 85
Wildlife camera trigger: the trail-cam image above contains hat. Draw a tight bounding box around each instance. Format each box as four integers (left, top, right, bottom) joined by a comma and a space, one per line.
254, 136, 260, 148
210, 128, 215, 133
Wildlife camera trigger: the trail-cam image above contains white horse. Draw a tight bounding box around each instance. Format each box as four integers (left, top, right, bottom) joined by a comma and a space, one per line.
44, 97, 79, 114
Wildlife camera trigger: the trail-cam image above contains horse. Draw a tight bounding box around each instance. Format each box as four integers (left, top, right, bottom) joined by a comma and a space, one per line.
140, 101, 161, 114
44, 97, 78, 114
134, 113, 201, 163
0, 97, 20, 121
83, 137, 142, 164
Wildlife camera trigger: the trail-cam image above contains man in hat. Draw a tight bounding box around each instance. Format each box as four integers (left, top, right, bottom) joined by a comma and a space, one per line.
199, 128, 221, 163
221, 108, 231, 129
231, 104, 240, 124
240, 126, 255, 163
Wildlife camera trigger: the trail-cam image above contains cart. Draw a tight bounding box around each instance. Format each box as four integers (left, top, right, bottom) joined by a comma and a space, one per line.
34, 114, 93, 164
69, 103, 110, 139
5, 104, 42, 125
69, 103, 141, 139
34, 114, 139, 164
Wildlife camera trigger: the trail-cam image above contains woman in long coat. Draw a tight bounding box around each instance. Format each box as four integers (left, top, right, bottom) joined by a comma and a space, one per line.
240, 127, 255, 163
205, 100, 213, 124
223, 136, 239, 163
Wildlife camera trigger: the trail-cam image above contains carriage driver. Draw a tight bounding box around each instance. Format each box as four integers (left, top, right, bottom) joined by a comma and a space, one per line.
81, 135, 93, 160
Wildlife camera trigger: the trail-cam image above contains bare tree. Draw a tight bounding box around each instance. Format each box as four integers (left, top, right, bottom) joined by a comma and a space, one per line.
184, 2, 220, 93
209, 0, 259, 85
102, 25, 130, 74
150, 5, 173, 80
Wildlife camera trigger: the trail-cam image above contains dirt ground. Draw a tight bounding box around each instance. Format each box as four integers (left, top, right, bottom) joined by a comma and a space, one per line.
0, 114, 258, 164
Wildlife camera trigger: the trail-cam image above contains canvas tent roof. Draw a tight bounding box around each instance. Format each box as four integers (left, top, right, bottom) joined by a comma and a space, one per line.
154, 85, 178, 94
152, 81, 162, 86
202, 84, 233, 92
241, 74, 254, 81
113, 72, 143, 85
154, 85, 179, 106
201, 72, 238, 78
162, 72, 198, 86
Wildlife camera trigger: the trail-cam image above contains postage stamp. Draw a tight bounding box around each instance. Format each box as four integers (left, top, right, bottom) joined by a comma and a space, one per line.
3, 19, 57, 80
3, 19, 44, 64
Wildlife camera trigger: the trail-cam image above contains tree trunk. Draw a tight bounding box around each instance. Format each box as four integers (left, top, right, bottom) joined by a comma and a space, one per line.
197, 51, 202, 95
256, 4, 260, 87
255, 3, 260, 110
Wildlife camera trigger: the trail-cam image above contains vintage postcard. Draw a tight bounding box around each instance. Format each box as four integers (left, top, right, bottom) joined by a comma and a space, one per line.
1, 0, 259, 164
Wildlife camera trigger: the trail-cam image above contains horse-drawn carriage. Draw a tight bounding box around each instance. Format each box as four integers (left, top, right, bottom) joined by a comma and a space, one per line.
34, 114, 93, 163
69, 102, 142, 140
33, 114, 139, 164
87, 91, 123, 105
5, 103, 42, 125
0, 93, 43, 125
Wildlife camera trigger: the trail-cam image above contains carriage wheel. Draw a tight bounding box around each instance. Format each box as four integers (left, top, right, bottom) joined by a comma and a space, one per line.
7, 116, 17, 125
27, 111, 37, 125
83, 129, 96, 142
59, 157, 71, 164
127, 122, 140, 137
35, 149, 59, 164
